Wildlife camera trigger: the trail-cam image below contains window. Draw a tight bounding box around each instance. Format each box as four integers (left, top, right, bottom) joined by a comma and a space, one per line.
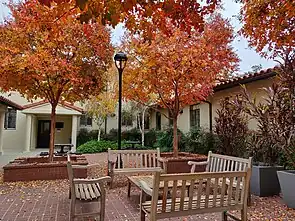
80, 115, 92, 126
4, 108, 17, 129
156, 112, 161, 130
190, 105, 200, 128
122, 114, 133, 126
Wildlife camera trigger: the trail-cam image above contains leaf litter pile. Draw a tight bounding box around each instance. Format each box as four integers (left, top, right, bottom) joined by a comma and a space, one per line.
0, 153, 295, 221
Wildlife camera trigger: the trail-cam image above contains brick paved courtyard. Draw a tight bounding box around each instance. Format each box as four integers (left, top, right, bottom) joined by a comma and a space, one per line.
0, 153, 295, 221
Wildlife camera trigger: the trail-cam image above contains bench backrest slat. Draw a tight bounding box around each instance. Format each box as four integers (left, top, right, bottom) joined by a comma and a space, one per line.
150, 169, 251, 217
108, 148, 160, 169
207, 151, 252, 173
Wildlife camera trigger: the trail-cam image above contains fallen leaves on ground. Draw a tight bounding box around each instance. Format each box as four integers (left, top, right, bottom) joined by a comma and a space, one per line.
1, 153, 295, 221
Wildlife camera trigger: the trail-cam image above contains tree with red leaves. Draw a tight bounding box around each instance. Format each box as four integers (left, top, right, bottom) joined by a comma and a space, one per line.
122, 15, 239, 157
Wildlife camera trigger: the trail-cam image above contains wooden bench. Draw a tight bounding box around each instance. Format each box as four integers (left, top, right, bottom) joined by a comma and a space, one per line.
139, 169, 251, 221
188, 151, 252, 205
108, 148, 162, 188
67, 155, 111, 221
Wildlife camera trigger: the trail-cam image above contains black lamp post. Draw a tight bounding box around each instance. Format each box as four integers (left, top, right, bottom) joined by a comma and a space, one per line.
114, 51, 128, 150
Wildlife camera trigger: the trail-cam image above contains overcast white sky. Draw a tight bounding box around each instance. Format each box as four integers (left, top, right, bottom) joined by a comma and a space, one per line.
0, 0, 276, 73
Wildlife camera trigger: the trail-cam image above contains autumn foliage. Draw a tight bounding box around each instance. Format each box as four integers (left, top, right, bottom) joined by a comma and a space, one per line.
123, 15, 239, 156
240, 0, 294, 57
0, 0, 113, 161
38, 0, 221, 40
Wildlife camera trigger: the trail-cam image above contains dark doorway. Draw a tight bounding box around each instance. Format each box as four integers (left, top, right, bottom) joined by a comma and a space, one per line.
37, 120, 51, 148
156, 112, 161, 130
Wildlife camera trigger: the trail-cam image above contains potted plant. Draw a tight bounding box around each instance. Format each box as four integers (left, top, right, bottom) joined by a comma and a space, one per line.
241, 85, 285, 197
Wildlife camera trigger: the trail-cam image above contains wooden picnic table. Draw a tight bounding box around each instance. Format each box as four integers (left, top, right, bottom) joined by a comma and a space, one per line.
55, 143, 73, 154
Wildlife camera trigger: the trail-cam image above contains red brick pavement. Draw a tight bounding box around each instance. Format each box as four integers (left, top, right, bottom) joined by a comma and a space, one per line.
0, 153, 294, 221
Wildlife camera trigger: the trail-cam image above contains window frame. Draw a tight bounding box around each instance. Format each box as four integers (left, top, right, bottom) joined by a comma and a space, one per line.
80, 114, 93, 127
4, 107, 17, 130
190, 105, 200, 129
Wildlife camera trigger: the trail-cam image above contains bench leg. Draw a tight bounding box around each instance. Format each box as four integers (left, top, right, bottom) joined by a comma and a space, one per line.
222, 211, 228, 221
127, 180, 131, 197
140, 209, 146, 221
69, 198, 76, 221
241, 208, 247, 221
100, 189, 106, 221
247, 190, 251, 206
140, 191, 147, 221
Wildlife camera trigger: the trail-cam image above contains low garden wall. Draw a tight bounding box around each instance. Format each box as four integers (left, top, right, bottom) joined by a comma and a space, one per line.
3, 155, 88, 182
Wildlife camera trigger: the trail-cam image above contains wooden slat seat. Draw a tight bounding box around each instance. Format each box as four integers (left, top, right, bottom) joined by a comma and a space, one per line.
142, 195, 242, 214
67, 154, 111, 221
74, 182, 101, 200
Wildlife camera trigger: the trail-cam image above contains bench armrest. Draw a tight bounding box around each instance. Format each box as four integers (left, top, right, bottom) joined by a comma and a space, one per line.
73, 176, 111, 184
139, 180, 153, 196
188, 161, 208, 166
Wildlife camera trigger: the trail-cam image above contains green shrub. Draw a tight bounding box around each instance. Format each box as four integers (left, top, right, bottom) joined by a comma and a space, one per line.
102, 128, 141, 142
77, 129, 100, 146
122, 128, 141, 141
155, 127, 186, 152
77, 140, 117, 153
144, 129, 157, 147
184, 127, 219, 154
101, 128, 117, 141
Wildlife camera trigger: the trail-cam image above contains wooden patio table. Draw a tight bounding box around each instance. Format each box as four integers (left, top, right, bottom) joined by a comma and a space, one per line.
127, 175, 192, 198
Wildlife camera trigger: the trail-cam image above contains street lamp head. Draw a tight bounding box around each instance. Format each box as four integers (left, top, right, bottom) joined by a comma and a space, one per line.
114, 51, 128, 71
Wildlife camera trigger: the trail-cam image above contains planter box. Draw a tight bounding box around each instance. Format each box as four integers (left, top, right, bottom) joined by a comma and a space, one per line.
3, 155, 88, 182
250, 165, 284, 197
277, 170, 295, 208
158, 152, 207, 174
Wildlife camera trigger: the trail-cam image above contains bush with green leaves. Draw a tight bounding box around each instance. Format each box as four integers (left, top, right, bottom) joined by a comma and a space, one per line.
101, 128, 117, 141
77, 140, 117, 153
184, 127, 219, 155
77, 129, 101, 146
144, 129, 157, 147
122, 128, 141, 141
155, 127, 186, 152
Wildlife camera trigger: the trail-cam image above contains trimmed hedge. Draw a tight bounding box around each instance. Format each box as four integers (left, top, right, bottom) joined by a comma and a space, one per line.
77, 140, 117, 153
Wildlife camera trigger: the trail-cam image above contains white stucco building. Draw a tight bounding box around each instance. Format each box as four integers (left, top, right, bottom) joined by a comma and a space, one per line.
0, 68, 276, 154
0, 92, 138, 154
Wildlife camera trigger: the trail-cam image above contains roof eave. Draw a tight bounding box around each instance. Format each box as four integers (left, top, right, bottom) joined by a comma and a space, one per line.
213, 71, 277, 92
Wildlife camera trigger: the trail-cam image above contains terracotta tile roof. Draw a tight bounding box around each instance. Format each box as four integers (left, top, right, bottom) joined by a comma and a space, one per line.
23, 100, 84, 113
214, 68, 277, 92
0, 96, 23, 110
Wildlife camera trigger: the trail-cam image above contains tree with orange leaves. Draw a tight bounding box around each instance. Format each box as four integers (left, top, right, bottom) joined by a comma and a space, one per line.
0, 0, 113, 161
37, 0, 221, 40
240, 0, 295, 88
123, 14, 239, 157
240, 0, 294, 57
240, 0, 295, 168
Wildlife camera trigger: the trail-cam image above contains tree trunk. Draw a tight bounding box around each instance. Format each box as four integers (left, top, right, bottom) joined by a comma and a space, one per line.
173, 116, 178, 157
98, 128, 101, 141
142, 109, 145, 147
48, 105, 57, 162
